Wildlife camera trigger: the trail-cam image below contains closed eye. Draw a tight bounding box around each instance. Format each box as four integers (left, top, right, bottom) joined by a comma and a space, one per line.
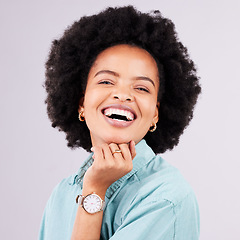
136, 87, 150, 93
98, 80, 114, 85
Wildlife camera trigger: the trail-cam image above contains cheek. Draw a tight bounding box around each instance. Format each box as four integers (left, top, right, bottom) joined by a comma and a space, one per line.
83, 88, 107, 116
138, 98, 157, 119
84, 88, 100, 106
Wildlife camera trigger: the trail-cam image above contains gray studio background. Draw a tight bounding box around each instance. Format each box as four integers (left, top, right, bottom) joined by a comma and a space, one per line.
1, 0, 239, 239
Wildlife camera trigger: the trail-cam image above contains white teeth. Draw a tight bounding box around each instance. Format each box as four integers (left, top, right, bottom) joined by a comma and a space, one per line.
104, 108, 134, 121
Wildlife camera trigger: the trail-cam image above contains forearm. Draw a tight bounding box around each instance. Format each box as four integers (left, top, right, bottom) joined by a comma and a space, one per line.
71, 142, 135, 239
71, 206, 103, 240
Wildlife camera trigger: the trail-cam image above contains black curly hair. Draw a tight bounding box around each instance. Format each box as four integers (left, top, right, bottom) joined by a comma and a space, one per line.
44, 6, 201, 154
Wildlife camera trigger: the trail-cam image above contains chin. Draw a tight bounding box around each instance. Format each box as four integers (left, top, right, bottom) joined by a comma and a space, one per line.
104, 135, 133, 145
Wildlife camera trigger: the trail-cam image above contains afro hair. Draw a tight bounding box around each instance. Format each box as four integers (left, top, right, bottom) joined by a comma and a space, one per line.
44, 6, 201, 154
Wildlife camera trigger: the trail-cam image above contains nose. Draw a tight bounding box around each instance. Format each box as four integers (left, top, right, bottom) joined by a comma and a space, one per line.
112, 86, 133, 102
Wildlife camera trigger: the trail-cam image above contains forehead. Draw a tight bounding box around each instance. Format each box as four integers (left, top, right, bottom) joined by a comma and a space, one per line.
88, 44, 159, 85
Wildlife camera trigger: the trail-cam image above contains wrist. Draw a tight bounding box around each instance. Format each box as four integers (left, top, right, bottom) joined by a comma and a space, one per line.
76, 192, 105, 215
82, 185, 107, 200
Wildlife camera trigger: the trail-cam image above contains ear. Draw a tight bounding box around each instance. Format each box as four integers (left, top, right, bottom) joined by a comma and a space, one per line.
78, 96, 85, 113
153, 102, 160, 124
78, 105, 84, 114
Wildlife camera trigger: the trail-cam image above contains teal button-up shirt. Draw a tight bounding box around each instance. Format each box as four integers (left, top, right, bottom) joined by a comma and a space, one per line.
39, 140, 200, 240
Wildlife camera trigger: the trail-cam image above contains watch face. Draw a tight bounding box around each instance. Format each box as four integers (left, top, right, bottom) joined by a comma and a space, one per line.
83, 194, 102, 214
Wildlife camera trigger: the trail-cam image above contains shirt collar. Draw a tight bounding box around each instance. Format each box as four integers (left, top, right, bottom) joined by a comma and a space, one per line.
69, 139, 156, 198
68, 152, 94, 186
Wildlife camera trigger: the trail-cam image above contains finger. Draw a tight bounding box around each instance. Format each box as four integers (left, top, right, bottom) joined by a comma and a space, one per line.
101, 143, 115, 163
129, 140, 136, 159
91, 146, 104, 165
118, 143, 132, 161
119, 143, 133, 173
109, 143, 123, 159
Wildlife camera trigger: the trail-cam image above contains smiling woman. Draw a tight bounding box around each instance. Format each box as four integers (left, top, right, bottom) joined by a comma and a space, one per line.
39, 5, 201, 240
80, 44, 159, 146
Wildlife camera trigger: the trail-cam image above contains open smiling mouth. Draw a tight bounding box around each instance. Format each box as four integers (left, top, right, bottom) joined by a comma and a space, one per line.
102, 108, 135, 122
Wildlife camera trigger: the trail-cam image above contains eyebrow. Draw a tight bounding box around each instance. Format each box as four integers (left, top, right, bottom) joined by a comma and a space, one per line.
94, 70, 119, 78
134, 76, 155, 87
94, 70, 156, 87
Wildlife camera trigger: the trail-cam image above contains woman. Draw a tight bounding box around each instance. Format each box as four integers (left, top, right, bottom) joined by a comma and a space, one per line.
39, 6, 201, 240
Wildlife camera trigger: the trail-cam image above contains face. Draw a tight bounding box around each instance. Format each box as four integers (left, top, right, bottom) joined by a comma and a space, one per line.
79, 44, 159, 146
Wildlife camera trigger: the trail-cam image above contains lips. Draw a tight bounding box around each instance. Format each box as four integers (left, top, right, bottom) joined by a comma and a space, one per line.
104, 108, 134, 121
101, 104, 137, 127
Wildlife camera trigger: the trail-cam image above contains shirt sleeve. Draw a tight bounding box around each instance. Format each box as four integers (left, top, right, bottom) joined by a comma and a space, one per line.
38, 184, 59, 240
38, 198, 51, 240
109, 192, 200, 240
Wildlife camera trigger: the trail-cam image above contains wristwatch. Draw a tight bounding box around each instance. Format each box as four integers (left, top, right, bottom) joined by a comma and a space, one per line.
76, 193, 105, 214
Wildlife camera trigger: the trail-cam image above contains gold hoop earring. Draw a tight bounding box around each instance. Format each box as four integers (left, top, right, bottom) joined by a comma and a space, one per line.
78, 111, 85, 122
149, 122, 157, 132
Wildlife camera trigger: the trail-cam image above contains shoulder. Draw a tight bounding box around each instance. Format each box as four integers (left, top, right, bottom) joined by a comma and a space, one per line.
114, 155, 200, 239
127, 154, 199, 223
134, 155, 197, 206
46, 174, 76, 207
